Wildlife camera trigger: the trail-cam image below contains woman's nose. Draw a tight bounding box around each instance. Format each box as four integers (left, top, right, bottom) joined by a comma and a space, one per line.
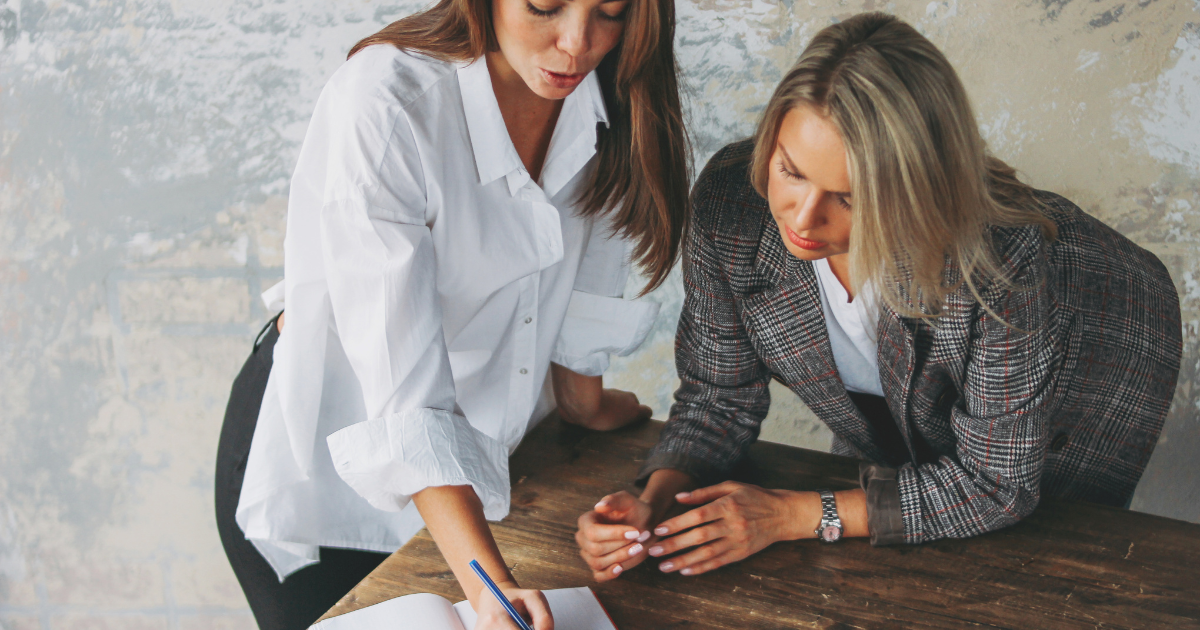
792, 189, 826, 231
558, 14, 592, 58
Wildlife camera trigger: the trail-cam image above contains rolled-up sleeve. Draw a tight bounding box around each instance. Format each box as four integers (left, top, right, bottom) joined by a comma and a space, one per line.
320, 196, 510, 519
859, 462, 905, 546
311, 84, 509, 519
551, 217, 659, 376
552, 290, 659, 376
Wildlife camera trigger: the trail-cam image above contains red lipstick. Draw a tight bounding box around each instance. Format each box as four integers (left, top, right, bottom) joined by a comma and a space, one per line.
786, 226, 826, 250
541, 68, 585, 89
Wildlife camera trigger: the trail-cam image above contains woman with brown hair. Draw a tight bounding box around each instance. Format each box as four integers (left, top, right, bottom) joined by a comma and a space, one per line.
214, 0, 688, 627
575, 12, 1180, 580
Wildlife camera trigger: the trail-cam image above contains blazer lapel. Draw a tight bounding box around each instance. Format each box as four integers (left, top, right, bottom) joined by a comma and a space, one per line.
738, 228, 891, 463
877, 310, 919, 458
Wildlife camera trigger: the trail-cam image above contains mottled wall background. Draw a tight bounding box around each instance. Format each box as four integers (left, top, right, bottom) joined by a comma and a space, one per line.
1, 0, 1197, 627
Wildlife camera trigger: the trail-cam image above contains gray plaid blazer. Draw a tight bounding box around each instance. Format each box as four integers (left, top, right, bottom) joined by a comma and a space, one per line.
641, 140, 1182, 545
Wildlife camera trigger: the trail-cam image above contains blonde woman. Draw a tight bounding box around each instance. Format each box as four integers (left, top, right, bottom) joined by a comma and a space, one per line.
575, 12, 1181, 580
214, 0, 690, 627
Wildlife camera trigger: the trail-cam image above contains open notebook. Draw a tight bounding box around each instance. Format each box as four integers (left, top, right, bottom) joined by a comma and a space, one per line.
310, 587, 617, 630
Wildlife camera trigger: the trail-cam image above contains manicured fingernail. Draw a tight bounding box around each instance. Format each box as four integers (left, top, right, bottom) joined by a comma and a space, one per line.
624, 530, 639, 540
628, 544, 643, 556
648, 546, 663, 556
637, 530, 651, 542
655, 526, 669, 536
659, 561, 674, 572
676, 492, 691, 499
612, 564, 622, 575
595, 501, 607, 510
681, 567, 694, 576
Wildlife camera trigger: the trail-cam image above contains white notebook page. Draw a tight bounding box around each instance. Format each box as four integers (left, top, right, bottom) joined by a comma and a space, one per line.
311, 592, 466, 630
453, 587, 616, 629
311, 587, 616, 630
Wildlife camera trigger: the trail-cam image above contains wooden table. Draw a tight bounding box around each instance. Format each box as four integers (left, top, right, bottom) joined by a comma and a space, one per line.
320, 417, 1200, 629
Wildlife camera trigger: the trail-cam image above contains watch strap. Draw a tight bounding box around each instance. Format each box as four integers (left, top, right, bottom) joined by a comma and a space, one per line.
818, 489, 838, 521
815, 489, 843, 543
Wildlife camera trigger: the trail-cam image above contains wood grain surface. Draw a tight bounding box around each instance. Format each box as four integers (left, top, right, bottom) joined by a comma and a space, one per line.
319, 417, 1200, 629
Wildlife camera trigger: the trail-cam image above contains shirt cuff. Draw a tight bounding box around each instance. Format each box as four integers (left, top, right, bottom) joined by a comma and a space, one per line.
859, 462, 906, 546
326, 408, 510, 521
551, 290, 659, 376
635, 450, 726, 487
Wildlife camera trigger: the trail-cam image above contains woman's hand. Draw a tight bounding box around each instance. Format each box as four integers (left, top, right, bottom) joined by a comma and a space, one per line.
412, 485, 555, 629
647, 482, 816, 576
576, 491, 655, 581
551, 364, 652, 431
587, 388, 654, 431
474, 581, 553, 630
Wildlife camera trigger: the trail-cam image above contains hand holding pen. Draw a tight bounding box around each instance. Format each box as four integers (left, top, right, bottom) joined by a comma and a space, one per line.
469, 559, 554, 630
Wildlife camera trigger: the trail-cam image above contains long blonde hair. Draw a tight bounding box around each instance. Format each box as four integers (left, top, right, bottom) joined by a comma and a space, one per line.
350, 0, 690, 293
750, 12, 1055, 319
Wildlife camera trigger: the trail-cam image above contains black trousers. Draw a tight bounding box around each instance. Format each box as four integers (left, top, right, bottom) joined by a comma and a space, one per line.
215, 317, 389, 630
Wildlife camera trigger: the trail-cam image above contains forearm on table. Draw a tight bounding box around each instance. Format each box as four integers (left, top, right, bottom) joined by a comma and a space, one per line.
412, 484, 512, 608
639, 468, 700, 523
776, 487, 870, 540
550, 362, 601, 423
643, 469, 871, 541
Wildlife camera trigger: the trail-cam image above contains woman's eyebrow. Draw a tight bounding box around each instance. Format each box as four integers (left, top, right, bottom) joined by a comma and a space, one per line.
778, 144, 805, 179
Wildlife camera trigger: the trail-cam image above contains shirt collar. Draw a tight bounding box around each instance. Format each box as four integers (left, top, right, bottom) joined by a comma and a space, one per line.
457, 56, 609, 197
578, 69, 609, 128
457, 57, 521, 189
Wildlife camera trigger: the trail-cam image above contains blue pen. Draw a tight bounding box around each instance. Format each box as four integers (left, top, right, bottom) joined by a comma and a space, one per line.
469, 559, 534, 630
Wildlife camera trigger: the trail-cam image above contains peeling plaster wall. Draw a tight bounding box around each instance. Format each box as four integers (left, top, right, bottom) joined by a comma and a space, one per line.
1, 0, 1198, 626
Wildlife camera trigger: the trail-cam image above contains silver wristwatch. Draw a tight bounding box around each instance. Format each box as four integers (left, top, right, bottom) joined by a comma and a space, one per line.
814, 490, 843, 543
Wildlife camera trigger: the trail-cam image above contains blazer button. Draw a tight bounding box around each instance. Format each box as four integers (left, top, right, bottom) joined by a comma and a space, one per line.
1050, 433, 1070, 453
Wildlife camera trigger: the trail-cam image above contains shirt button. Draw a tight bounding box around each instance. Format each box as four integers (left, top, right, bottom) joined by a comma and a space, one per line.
524, 317, 533, 324
519, 368, 528, 375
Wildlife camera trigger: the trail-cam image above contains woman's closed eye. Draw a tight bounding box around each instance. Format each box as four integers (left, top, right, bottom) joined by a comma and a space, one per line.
526, 0, 626, 21
778, 161, 852, 210
597, 1, 629, 22
598, 7, 627, 22
777, 160, 804, 182
525, 1, 560, 18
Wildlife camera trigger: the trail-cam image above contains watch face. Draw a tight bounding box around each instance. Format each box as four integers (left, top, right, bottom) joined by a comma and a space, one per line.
821, 524, 842, 542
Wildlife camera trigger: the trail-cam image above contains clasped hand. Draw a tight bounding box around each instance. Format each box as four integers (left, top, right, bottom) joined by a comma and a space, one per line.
576, 481, 804, 580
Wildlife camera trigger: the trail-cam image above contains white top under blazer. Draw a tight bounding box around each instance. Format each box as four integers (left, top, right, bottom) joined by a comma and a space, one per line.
811, 257, 883, 397
237, 46, 659, 580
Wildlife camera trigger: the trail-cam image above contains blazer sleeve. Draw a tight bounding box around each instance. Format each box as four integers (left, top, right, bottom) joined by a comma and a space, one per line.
889, 236, 1061, 544
637, 169, 773, 486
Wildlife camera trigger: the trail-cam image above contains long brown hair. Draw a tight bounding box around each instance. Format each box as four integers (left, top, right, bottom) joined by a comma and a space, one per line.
750, 12, 1056, 319
350, 0, 690, 293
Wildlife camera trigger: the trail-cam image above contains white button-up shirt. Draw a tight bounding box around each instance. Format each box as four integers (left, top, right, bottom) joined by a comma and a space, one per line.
236, 46, 659, 580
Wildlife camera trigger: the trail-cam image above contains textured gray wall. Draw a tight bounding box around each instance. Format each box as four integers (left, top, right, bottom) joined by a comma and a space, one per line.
1, 0, 1197, 627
